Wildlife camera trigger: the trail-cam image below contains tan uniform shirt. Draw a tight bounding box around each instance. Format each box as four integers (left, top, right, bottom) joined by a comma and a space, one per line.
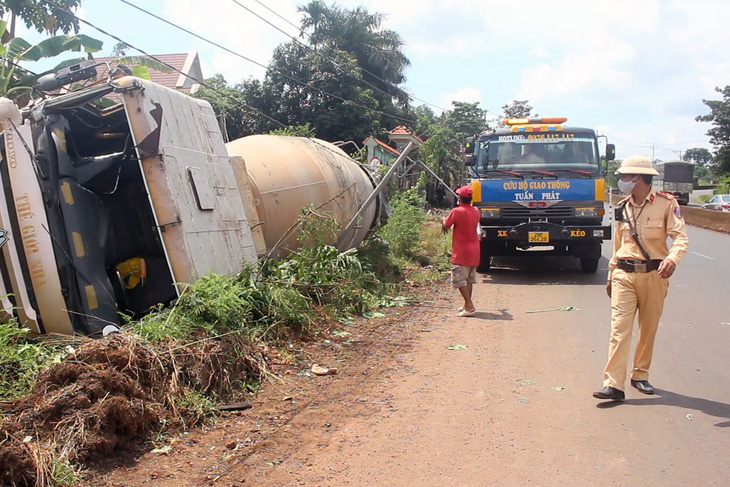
607, 189, 689, 281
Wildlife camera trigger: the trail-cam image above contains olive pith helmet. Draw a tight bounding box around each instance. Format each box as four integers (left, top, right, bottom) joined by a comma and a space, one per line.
615, 155, 659, 176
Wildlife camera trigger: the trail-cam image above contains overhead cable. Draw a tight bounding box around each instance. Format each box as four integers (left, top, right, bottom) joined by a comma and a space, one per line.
247, 0, 452, 113
117, 0, 417, 124
37, 0, 287, 127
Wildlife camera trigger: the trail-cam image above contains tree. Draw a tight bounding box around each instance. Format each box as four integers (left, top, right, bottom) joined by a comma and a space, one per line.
263, 41, 378, 142
268, 122, 316, 137
682, 147, 713, 165
408, 104, 438, 141
194, 74, 262, 141
443, 101, 488, 140
696, 86, 730, 175
199, 2, 413, 144
298, 1, 410, 104
0, 0, 82, 38
111, 41, 130, 57
605, 159, 622, 189
420, 125, 460, 204
502, 100, 533, 118
298, 0, 327, 50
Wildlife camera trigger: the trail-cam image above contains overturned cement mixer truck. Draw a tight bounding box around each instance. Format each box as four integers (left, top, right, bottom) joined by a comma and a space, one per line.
0, 69, 411, 337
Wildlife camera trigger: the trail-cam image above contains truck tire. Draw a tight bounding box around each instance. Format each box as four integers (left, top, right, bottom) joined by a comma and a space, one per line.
580, 257, 599, 273
477, 256, 491, 273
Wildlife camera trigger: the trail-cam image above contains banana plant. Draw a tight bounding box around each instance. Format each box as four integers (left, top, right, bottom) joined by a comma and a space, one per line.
0, 19, 103, 102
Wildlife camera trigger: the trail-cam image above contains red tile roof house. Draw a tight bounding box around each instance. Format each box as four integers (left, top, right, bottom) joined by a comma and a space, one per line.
92, 51, 204, 93
362, 135, 400, 166
363, 126, 424, 190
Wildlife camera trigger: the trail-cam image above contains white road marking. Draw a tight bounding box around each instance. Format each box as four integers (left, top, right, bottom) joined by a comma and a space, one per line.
690, 251, 715, 260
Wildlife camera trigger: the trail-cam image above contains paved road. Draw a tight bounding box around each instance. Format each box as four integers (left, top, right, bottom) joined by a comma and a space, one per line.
251, 223, 730, 486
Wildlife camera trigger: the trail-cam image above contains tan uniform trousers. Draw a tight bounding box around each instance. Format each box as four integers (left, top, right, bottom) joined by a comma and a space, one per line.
603, 268, 669, 389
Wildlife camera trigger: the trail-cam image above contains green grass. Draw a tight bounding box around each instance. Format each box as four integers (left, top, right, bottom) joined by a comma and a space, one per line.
0, 321, 73, 400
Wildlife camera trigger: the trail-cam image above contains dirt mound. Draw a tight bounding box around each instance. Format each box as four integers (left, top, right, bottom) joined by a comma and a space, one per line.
0, 333, 266, 487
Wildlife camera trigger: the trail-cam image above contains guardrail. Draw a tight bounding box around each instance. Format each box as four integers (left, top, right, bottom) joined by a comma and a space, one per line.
607, 193, 730, 234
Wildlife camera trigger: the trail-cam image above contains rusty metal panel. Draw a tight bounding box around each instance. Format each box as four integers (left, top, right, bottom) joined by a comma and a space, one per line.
229, 156, 267, 257
119, 77, 258, 282
226, 135, 377, 258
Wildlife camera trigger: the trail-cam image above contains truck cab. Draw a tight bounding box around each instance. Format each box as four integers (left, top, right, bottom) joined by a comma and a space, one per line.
0, 76, 259, 336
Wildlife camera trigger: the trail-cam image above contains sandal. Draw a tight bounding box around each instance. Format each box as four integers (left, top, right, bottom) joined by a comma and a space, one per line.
457, 309, 477, 317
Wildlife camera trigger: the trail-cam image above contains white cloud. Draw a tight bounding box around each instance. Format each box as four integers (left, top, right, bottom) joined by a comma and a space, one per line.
439, 87, 483, 109
23, 0, 724, 151
530, 47, 549, 59
162, 0, 301, 81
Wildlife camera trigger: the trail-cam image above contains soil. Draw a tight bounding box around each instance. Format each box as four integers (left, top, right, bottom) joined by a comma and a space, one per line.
81, 280, 452, 487
0, 331, 264, 487
8, 252, 730, 486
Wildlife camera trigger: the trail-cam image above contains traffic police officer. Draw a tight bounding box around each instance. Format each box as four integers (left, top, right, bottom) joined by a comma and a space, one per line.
594, 156, 689, 401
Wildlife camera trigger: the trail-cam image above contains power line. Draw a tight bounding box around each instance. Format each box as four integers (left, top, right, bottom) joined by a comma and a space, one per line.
253, 0, 302, 34
1, 58, 39, 77
230, 0, 411, 109
117, 0, 417, 125
249, 0, 453, 113
33, 0, 419, 173
37, 0, 286, 128
262, 0, 500, 116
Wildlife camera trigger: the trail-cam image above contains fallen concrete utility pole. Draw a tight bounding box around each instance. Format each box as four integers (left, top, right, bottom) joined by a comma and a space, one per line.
339, 140, 418, 244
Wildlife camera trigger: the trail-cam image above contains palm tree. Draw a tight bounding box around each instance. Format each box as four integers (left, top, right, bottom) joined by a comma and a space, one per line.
298, 2, 410, 101
298, 0, 329, 50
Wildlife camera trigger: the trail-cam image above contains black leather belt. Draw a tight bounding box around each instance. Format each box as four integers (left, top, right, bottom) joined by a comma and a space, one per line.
617, 259, 662, 273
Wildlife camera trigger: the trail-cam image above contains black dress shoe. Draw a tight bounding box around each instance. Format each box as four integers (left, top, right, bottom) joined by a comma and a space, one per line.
631, 379, 655, 395
592, 386, 625, 401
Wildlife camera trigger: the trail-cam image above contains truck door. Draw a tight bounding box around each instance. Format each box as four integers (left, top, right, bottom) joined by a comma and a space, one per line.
118, 77, 258, 288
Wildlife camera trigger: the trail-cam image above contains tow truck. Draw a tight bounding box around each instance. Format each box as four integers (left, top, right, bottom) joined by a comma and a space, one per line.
464, 117, 615, 273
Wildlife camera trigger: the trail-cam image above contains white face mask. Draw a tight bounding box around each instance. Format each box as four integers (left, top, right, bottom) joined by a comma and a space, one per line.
618, 177, 637, 194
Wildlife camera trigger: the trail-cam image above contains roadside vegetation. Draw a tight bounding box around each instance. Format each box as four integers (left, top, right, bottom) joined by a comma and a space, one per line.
0, 194, 450, 487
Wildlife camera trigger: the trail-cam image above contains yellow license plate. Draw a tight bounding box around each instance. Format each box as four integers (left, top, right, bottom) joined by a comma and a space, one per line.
528, 232, 549, 243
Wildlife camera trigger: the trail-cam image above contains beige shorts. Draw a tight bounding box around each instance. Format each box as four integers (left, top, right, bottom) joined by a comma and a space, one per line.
451, 265, 478, 288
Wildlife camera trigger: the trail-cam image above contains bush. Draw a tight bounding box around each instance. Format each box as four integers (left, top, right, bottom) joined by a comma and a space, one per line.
0, 321, 70, 400
273, 245, 386, 315
377, 188, 426, 257
714, 175, 730, 194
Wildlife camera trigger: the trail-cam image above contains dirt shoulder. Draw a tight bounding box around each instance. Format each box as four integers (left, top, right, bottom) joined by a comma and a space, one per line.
86, 255, 730, 487
85, 280, 450, 487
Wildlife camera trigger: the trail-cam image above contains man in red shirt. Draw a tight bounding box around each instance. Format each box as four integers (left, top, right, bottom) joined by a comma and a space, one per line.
442, 186, 482, 317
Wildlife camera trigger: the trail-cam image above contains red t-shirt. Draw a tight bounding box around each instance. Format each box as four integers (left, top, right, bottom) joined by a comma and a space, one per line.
443, 204, 481, 266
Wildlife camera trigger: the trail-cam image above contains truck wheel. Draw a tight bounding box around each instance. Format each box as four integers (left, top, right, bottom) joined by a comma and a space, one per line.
477, 256, 491, 273
580, 257, 599, 273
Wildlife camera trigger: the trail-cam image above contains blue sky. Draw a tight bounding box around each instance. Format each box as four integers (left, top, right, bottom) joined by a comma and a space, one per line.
16, 0, 730, 160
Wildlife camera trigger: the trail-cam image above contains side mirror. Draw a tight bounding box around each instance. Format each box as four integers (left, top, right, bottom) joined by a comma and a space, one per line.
605, 143, 616, 161
464, 137, 475, 155
465, 154, 476, 166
